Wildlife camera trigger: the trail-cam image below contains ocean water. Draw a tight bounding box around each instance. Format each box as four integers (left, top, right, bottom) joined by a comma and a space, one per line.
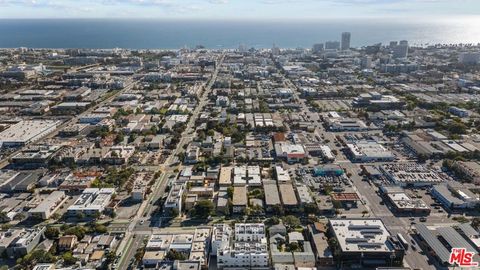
0, 18, 479, 49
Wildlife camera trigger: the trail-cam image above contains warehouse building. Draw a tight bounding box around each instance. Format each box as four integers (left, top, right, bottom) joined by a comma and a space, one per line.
0, 171, 42, 193
28, 191, 68, 220
452, 161, 480, 184
379, 185, 430, 215
380, 163, 444, 187
431, 183, 480, 210
346, 141, 395, 162
414, 224, 480, 266
0, 120, 59, 147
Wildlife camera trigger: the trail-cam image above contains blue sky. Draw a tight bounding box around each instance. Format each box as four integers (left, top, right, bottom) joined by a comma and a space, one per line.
0, 0, 479, 19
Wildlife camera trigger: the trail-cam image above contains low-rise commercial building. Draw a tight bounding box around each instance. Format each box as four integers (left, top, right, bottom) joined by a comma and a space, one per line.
51, 102, 90, 115
380, 163, 444, 187
328, 219, 404, 267
414, 224, 479, 266
327, 118, 369, 132
431, 183, 480, 210
346, 141, 395, 162
28, 191, 68, 220
452, 161, 480, 184
379, 186, 430, 215
67, 188, 115, 217
274, 143, 307, 163
313, 165, 344, 177
0, 120, 59, 147
387, 192, 430, 215
330, 192, 361, 209
352, 92, 404, 109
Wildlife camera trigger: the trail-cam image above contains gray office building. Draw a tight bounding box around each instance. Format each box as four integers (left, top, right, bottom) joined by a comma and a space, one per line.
341, 32, 351, 51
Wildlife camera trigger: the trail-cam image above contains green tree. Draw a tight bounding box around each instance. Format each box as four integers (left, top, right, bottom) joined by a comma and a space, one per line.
94, 224, 108, 234
304, 202, 319, 215
286, 241, 301, 252
265, 217, 280, 226
272, 205, 285, 216
134, 247, 145, 262
17, 250, 56, 269
62, 252, 77, 266
44, 227, 60, 240
283, 215, 301, 230
192, 200, 214, 219
472, 217, 480, 229
128, 133, 137, 143
165, 249, 187, 261
226, 187, 234, 199
76, 212, 86, 220
114, 132, 125, 144
64, 226, 87, 240
417, 153, 428, 163
323, 185, 333, 195
167, 208, 179, 218
447, 121, 468, 135
104, 251, 116, 267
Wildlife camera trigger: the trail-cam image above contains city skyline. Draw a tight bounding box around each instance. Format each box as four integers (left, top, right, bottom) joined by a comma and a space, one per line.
0, 0, 479, 19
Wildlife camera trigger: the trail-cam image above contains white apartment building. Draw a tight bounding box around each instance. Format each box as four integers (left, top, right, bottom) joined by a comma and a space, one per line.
234, 223, 265, 242
163, 183, 185, 215
211, 224, 233, 255
217, 242, 269, 269
217, 223, 269, 269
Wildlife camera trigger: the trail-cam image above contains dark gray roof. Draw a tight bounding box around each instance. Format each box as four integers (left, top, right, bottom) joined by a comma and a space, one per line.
415, 224, 450, 264
457, 223, 479, 237
437, 226, 476, 253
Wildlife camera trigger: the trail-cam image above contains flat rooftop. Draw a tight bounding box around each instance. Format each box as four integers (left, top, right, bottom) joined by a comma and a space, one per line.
329, 219, 395, 253
0, 120, 58, 145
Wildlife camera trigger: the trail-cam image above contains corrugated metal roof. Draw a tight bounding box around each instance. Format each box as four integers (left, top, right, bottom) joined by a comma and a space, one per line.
437, 226, 476, 253
457, 223, 479, 237
415, 224, 450, 264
